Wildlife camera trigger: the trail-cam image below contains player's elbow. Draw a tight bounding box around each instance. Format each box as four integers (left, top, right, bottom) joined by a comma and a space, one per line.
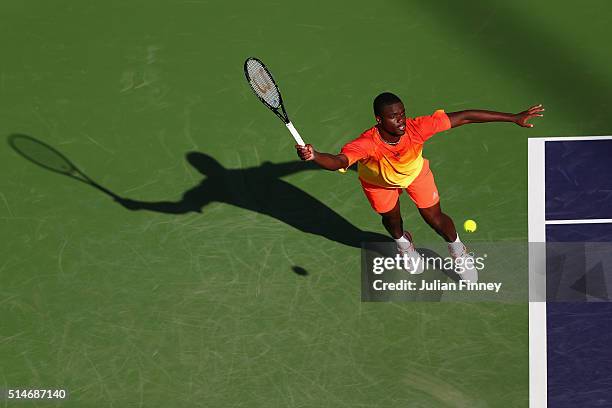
325, 162, 345, 171
335, 154, 349, 171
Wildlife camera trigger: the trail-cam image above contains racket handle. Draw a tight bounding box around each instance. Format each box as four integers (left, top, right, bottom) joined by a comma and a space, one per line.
286, 122, 305, 146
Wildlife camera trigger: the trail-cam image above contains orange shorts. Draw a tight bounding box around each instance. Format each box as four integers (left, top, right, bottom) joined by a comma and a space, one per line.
359, 160, 440, 213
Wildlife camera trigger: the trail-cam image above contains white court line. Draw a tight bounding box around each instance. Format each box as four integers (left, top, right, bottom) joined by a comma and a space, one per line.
527, 135, 612, 407
546, 218, 612, 225
528, 138, 547, 408
539, 135, 612, 141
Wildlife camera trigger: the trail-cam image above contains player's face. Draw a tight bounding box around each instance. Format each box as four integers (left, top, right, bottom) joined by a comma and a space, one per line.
377, 102, 406, 136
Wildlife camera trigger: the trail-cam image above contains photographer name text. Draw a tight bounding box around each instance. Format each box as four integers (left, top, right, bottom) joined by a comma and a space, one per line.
372, 279, 503, 293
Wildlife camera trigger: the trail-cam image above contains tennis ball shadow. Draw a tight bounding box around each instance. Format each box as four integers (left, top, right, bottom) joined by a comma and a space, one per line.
292, 266, 309, 276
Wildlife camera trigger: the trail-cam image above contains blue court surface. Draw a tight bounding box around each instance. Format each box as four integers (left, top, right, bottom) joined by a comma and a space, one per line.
529, 136, 612, 407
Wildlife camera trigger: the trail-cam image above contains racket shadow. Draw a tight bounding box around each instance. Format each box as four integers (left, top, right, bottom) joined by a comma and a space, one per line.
7, 134, 119, 199
116, 151, 388, 249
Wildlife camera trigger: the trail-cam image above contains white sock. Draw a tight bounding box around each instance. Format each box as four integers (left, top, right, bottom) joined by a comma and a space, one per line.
448, 233, 464, 256
395, 235, 409, 243
395, 233, 411, 250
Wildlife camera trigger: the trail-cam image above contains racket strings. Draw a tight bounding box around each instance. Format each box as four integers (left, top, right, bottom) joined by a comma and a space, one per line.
245, 59, 281, 108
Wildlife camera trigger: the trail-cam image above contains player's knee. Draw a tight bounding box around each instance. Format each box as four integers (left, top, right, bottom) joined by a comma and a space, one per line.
380, 208, 399, 220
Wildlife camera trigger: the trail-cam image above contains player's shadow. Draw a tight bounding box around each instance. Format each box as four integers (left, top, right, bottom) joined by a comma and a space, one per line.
116, 152, 391, 249
7, 132, 389, 249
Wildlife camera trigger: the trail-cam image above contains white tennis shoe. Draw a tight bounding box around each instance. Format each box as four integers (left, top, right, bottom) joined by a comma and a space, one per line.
397, 231, 424, 275
449, 242, 478, 283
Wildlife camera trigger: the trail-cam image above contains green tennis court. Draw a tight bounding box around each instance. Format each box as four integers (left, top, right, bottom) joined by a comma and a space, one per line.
1, 1, 611, 406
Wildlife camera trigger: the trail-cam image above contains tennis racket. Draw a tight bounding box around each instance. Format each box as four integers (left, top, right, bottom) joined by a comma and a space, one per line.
244, 57, 305, 146
8, 134, 119, 199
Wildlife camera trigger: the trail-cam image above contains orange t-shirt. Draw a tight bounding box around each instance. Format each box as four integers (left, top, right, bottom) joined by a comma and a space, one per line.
340, 109, 451, 188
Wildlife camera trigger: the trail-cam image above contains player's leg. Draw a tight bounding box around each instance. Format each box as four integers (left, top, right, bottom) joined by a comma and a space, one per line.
407, 160, 477, 281
407, 160, 458, 242
380, 202, 423, 273
417, 199, 465, 254
360, 179, 403, 237
380, 199, 403, 239
418, 201, 467, 257
360, 180, 423, 273
418, 202, 457, 242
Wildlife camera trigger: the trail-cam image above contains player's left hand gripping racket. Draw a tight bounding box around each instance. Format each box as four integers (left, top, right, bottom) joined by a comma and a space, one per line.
244, 57, 305, 146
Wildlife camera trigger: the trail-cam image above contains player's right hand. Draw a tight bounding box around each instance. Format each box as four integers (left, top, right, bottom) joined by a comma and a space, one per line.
514, 104, 545, 128
296, 144, 315, 161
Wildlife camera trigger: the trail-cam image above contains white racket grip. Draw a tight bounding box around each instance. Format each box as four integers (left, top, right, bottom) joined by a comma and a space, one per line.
286, 122, 305, 146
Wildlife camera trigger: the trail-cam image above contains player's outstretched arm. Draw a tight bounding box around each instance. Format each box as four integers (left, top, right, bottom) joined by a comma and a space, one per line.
296, 144, 349, 171
447, 104, 545, 128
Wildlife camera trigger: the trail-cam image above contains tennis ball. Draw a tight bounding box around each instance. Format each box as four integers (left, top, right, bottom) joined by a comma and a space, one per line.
464, 219, 477, 233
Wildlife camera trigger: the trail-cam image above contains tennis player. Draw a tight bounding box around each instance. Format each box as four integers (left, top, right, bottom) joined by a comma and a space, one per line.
296, 92, 544, 280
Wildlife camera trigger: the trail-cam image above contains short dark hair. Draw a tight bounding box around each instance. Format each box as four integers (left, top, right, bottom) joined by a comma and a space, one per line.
373, 92, 403, 116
